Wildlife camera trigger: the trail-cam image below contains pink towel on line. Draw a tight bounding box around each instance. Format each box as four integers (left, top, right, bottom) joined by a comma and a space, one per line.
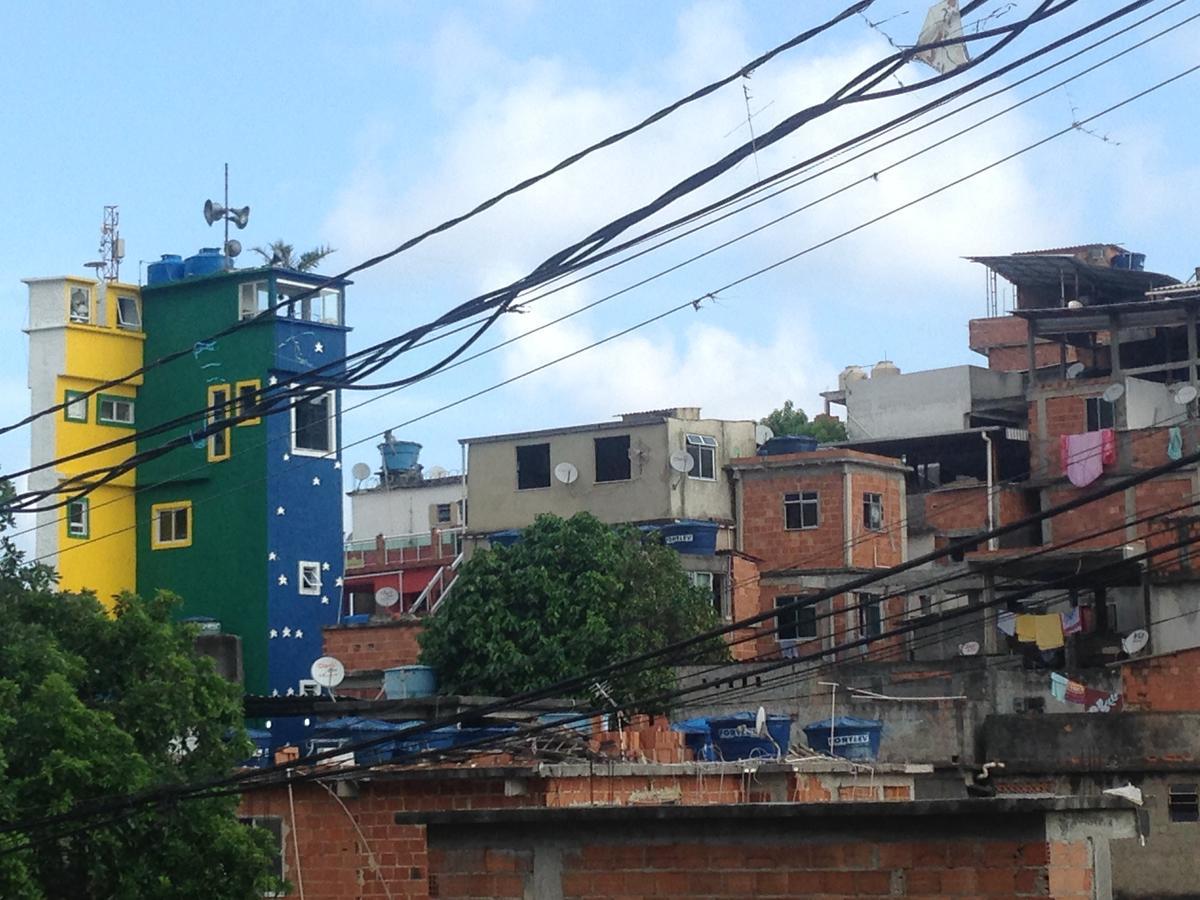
1060, 431, 1104, 487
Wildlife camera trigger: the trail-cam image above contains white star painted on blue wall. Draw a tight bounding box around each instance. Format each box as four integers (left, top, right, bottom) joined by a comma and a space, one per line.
282, 627, 291, 637
283, 453, 290, 462
314, 341, 324, 354
334, 577, 343, 587
268, 375, 278, 386
312, 476, 321, 486
286, 687, 295, 696
269, 629, 278, 638
277, 574, 288, 586
271, 689, 280, 697
320, 595, 330, 605
294, 629, 304, 639
268, 551, 277, 561
333, 461, 342, 470
321, 562, 331, 571
276, 506, 286, 516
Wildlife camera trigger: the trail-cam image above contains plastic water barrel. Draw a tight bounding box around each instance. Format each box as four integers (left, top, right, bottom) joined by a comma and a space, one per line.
183, 247, 228, 278
659, 520, 719, 555
379, 439, 421, 472
383, 665, 438, 699
802, 716, 884, 761
708, 713, 792, 760
146, 254, 185, 285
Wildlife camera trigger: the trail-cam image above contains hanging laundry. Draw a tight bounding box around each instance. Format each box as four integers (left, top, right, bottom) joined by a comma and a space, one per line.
1016, 614, 1038, 644
1079, 605, 1096, 634
1034, 613, 1065, 650
997, 611, 1017, 637
1065, 679, 1088, 704
1168, 426, 1184, 461
1100, 427, 1117, 465
1060, 431, 1105, 487
1049, 672, 1069, 702
1060, 607, 1083, 636
1084, 689, 1124, 713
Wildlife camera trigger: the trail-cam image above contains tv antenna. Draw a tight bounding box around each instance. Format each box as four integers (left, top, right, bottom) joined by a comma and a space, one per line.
88, 206, 124, 282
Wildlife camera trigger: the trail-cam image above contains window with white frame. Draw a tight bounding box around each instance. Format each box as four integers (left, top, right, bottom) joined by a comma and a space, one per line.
69, 287, 91, 323
298, 561, 322, 595
775, 595, 818, 641
116, 295, 141, 329
97, 395, 135, 426
63, 390, 87, 422
862, 492, 884, 531
435, 503, 452, 524
66, 498, 89, 539
238, 281, 271, 320
292, 391, 334, 454
784, 491, 819, 530
688, 570, 725, 618
685, 433, 717, 480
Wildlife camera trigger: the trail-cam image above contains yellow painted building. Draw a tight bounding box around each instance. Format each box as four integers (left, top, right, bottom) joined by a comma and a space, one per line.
24, 275, 144, 606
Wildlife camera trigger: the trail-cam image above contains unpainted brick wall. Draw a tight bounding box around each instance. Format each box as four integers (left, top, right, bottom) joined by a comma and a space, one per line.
430, 834, 1082, 899
1122, 645, 1200, 711
322, 619, 425, 672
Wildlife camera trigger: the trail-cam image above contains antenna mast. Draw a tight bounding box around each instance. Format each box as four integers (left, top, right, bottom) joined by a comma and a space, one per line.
98, 205, 123, 282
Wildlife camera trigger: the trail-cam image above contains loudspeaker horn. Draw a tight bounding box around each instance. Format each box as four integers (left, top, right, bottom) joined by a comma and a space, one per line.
203, 199, 225, 226
229, 206, 250, 229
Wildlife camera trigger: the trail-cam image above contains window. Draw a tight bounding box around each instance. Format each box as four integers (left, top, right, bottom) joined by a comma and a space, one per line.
97, 394, 135, 427
115, 295, 141, 329
276, 280, 343, 325
689, 571, 725, 618
151, 501, 192, 549
66, 498, 88, 539
776, 595, 818, 641
63, 390, 87, 422
292, 391, 334, 455
238, 280, 271, 320
1086, 397, 1116, 432
1169, 784, 1199, 823
857, 593, 882, 639
862, 492, 883, 531
207, 385, 231, 462
594, 434, 631, 483
69, 287, 91, 323
784, 491, 819, 530
685, 433, 717, 480
1106, 597, 1120, 633
238, 816, 284, 887
298, 561, 322, 596
516, 443, 551, 490
235, 380, 262, 426
435, 503, 452, 524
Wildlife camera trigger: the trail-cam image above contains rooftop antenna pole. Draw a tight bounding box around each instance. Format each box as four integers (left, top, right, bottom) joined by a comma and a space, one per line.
223, 163, 230, 255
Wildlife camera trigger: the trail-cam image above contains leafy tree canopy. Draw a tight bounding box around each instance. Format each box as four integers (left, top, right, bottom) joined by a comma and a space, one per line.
419, 513, 728, 710
0, 484, 280, 899
761, 399, 847, 443
251, 239, 335, 272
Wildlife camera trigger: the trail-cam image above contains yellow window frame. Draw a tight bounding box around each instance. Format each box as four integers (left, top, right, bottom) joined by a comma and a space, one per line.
150, 501, 192, 550
235, 379, 262, 426
207, 384, 232, 462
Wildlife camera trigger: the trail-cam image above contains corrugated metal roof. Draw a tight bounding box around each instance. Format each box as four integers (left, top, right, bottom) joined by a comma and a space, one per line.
969, 254, 1178, 304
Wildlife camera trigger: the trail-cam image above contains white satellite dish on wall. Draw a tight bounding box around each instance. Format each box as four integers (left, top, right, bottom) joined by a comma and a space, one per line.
351, 462, 372, 483
554, 462, 579, 484
1122, 629, 1149, 655
1102, 383, 1125, 403
310, 656, 346, 688
427, 465, 449, 478
1174, 385, 1198, 405
374, 586, 400, 608
1065, 362, 1086, 379
755, 424, 775, 445
669, 450, 695, 474
959, 641, 980, 657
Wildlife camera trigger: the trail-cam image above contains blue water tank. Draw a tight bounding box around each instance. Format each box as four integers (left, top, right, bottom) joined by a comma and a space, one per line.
757, 435, 820, 456
671, 717, 718, 761
383, 665, 438, 699
488, 529, 523, 548
802, 716, 884, 761
146, 254, 185, 285
183, 247, 228, 278
379, 439, 422, 473
659, 520, 719, 555
708, 712, 792, 760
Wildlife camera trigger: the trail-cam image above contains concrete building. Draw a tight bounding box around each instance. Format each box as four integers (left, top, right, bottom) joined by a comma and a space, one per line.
23, 275, 144, 604
460, 408, 758, 617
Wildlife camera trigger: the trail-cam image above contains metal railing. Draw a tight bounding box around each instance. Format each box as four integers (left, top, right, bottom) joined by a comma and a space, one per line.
344, 527, 462, 570
409, 552, 465, 615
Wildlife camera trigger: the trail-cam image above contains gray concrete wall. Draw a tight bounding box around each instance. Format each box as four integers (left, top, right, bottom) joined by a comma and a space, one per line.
1148, 583, 1200, 654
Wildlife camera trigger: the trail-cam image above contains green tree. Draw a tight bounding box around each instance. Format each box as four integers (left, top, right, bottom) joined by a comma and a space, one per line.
761, 400, 847, 443
251, 239, 335, 272
419, 513, 728, 710
0, 485, 281, 899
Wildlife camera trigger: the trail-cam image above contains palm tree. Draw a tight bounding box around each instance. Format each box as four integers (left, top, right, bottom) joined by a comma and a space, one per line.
251, 239, 336, 272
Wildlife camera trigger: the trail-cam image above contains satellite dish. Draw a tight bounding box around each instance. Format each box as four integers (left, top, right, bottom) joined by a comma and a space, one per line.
1102, 383, 1125, 403
755, 424, 775, 445
351, 462, 372, 483
959, 641, 980, 657
669, 450, 695, 474
1065, 362, 1086, 379
310, 656, 346, 688
1175, 385, 1199, 405
1122, 629, 1149, 655
755, 705, 767, 737
554, 462, 579, 484
427, 465, 448, 478
374, 586, 400, 608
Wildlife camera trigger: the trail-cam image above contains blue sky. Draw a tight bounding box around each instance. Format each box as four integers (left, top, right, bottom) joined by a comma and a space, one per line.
2, 0, 1198, 532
